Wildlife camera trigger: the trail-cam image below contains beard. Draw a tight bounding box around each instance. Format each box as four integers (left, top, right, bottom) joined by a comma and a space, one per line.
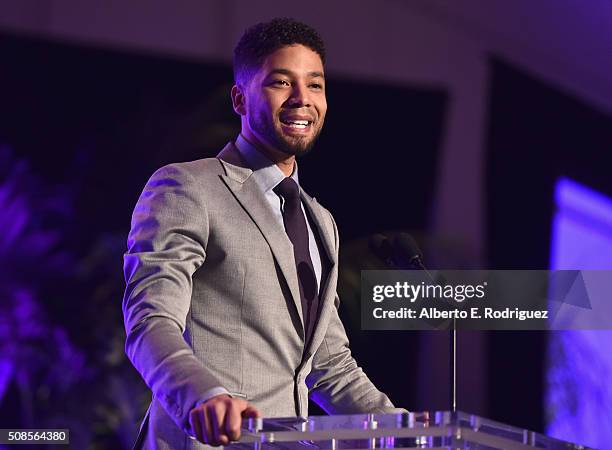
248, 106, 323, 157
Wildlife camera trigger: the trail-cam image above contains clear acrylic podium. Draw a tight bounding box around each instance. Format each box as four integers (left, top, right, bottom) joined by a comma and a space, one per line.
231, 412, 590, 450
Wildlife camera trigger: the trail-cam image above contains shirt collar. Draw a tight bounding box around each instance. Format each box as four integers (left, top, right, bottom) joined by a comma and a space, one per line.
235, 134, 300, 192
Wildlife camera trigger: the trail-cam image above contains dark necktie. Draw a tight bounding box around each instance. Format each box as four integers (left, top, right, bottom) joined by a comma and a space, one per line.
274, 177, 319, 344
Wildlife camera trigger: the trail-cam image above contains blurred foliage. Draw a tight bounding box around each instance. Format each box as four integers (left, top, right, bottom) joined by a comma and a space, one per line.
0, 146, 149, 449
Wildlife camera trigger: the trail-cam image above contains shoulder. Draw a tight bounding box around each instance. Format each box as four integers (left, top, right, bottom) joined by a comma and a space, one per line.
149, 140, 239, 188
152, 157, 223, 181
135, 157, 227, 217
146, 157, 225, 193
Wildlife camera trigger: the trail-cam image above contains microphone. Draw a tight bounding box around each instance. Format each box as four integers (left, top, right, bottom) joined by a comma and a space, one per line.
370, 232, 429, 273
392, 233, 426, 271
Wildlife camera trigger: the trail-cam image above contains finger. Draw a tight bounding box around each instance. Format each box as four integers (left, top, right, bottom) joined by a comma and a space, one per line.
210, 402, 229, 446
202, 406, 214, 445
189, 409, 204, 443
242, 404, 262, 418
224, 400, 242, 442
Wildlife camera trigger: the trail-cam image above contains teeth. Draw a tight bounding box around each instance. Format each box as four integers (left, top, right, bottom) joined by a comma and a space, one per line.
282, 119, 311, 129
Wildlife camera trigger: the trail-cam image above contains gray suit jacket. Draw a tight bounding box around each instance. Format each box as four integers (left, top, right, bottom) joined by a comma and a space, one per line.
123, 142, 395, 449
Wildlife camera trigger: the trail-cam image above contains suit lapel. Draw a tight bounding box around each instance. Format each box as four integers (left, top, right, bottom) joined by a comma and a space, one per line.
216, 142, 342, 353
300, 193, 338, 359
300, 194, 335, 265
217, 143, 305, 332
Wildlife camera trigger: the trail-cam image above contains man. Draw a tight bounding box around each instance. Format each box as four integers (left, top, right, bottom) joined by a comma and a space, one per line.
123, 18, 399, 450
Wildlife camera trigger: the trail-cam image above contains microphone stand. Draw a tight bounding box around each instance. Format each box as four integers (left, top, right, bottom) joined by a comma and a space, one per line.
370, 234, 458, 413
410, 257, 457, 413
451, 319, 457, 412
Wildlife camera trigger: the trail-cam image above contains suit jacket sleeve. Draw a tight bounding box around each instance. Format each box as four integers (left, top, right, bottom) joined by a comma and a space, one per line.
122, 163, 225, 434
306, 213, 398, 414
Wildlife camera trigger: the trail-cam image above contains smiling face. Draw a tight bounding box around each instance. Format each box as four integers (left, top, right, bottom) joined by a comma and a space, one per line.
232, 44, 327, 159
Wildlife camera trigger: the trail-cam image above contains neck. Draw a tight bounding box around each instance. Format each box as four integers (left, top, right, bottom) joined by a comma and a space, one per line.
241, 130, 295, 177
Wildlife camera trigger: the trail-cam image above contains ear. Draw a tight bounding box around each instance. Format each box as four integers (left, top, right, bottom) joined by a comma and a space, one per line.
231, 84, 247, 116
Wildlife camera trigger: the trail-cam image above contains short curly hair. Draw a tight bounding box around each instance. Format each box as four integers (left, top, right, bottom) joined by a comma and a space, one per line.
233, 18, 326, 86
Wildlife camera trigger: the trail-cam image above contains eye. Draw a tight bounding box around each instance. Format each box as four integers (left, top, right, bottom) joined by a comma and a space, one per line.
310, 83, 324, 90
272, 79, 290, 87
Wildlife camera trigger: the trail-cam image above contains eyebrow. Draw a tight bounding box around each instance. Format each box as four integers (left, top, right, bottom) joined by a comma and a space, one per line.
268, 68, 325, 78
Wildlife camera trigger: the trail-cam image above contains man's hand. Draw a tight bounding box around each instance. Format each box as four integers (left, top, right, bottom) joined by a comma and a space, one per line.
189, 394, 261, 446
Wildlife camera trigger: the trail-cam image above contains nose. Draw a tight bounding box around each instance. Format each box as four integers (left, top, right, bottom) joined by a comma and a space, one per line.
287, 82, 311, 107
